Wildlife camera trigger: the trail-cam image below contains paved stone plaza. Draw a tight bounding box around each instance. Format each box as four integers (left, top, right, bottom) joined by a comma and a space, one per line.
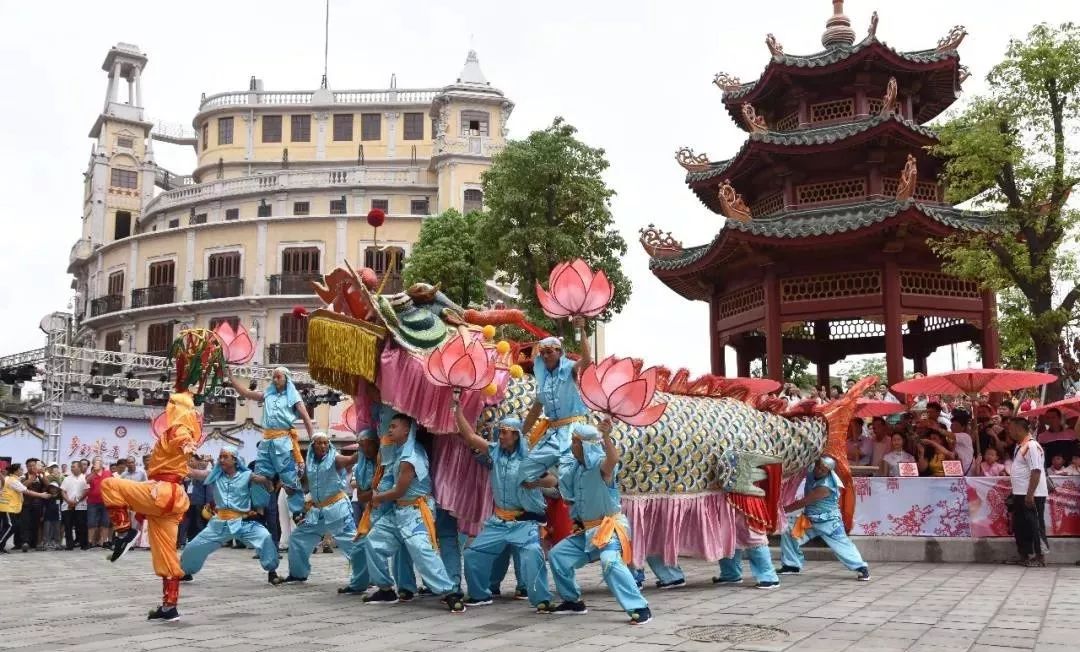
0, 549, 1076, 651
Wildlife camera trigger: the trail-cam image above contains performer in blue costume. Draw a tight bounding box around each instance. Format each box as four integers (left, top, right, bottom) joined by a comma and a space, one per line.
779, 456, 870, 581
548, 422, 652, 625
228, 367, 315, 519
453, 402, 555, 612
179, 446, 281, 585
338, 427, 379, 596
520, 317, 592, 484
359, 413, 465, 612
713, 512, 780, 589
280, 432, 359, 583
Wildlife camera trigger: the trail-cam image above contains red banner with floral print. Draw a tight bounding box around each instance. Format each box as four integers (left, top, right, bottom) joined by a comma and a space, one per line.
848, 477, 1080, 537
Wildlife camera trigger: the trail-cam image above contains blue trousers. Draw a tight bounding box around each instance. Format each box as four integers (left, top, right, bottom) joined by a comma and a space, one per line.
463, 517, 552, 606
490, 546, 524, 593
286, 499, 356, 580
645, 556, 685, 584
365, 503, 455, 595
780, 515, 866, 572
252, 436, 305, 515
346, 540, 415, 592
435, 508, 465, 593
717, 546, 779, 583
548, 518, 648, 613
181, 517, 278, 575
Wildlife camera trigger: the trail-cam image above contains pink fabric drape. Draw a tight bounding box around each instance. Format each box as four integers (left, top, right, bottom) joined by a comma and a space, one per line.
432, 434, 494, 536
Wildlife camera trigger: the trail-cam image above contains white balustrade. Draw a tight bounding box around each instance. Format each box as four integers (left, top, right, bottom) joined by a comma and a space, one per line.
200, 88, 442, 111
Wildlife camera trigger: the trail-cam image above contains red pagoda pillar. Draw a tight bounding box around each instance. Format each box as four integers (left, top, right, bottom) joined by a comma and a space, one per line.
981, 289, 1001, 369
882, 257, 904, 386
814, 320, 831, 388
764, 267, 783, 382
710, 297, 726, 376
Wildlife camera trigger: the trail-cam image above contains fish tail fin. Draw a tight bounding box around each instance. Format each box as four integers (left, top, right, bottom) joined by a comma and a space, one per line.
816, 376, 877, 532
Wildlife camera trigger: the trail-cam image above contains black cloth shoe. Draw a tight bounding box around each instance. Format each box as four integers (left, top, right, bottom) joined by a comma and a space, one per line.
535, 600, 555, 614
655, 578, 685, 589
281, 575, 307, 584
629, 606, 652, 625
513, 587, 528, 600
363, 588, 399, 604
397, 589, 415, 602
417, 586, 434, 597
180, 574, 193, 582
464, 596, 493, 607
108, 529, 138, 563
856, 567, 871, 581
442, 593, 466, 613
268, 571, 283, 585
337, 585, 365, 595
551, 600, 588, 615
777, 565, 801, 575
147, 606, 180, 622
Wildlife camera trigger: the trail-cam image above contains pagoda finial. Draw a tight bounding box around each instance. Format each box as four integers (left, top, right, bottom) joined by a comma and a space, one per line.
741, 104, 769, 134
822, 0, 856, 49
936, 25, 968, 53
713, 72, 743, 92
878, 77, 899, 117
766, 34, 784, 57
718, 180, 753, 222
868, 11, 879, 40
675, 147, 711, 172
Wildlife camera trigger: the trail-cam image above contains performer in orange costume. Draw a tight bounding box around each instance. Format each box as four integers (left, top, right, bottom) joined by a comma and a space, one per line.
102, 391, 200, 621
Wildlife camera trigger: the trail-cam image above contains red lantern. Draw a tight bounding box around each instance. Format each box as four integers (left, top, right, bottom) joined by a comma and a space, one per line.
367, 208, 386, 228
292, 305, 309, 319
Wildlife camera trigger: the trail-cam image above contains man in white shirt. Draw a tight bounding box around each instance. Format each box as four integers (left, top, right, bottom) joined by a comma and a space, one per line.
1007, 417, 1048, 566
60, 460, 89, 550
950, 410, 975, 474
121, 457, 147, 482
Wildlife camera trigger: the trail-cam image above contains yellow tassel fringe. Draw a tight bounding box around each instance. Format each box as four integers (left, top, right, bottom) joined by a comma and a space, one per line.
307, 316, 380, 394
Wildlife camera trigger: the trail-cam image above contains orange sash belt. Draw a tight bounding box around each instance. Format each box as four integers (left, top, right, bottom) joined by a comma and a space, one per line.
215, 509, 245, 521
528, 415, 586, 447
314, 491, 347, 509
397, 497, 439, 552
584, 514, 633, 566
791, 513, 813, 539
494, 506, 524, 521
264, 428, 303, 466
356, 451, 384, 541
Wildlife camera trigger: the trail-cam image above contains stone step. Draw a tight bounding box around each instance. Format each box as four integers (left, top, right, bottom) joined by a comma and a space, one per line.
768, 535, 1080, 564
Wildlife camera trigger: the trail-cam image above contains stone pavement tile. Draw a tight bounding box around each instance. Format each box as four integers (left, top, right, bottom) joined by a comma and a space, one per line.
875, 623, 932, 639
1035, 629, 1073, 646
544, 645, 610, 652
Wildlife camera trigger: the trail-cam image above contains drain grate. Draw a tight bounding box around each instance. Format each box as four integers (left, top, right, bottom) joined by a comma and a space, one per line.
676, 624, 788, 643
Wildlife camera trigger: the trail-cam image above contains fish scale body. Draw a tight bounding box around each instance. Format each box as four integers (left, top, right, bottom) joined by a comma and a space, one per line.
479, 377, 828, 496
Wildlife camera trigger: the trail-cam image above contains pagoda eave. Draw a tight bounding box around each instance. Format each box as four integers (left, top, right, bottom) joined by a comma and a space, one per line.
722, 38, 961, 129
647, 201, 994, 302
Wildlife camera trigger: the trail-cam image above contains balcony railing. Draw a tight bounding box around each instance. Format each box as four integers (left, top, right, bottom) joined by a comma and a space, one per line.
131, 285, 176, 308
268, 343, 307, 365
192, 277, 244, 301
143, 166, 427, 217
144, 349, 171, 359
90, 295, 124, 317
199, 87, 441, 111
268, 273, 321, 295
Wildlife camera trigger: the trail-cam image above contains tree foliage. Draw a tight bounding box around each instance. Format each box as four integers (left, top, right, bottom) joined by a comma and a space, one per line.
931, 23, 1080, 375
751, 355, 814, 388
477, 118, 630, 335
402, 209, 492, 308
837, 357, 888, 384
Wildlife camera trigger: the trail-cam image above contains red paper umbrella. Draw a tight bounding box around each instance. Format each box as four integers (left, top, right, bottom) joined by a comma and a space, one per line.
211, 321, 255, 365
891, 368, 1056, 396
535, 259, 614, 319
1020, 396, 1080, 418
423, 334, 495, 392
855, 398, 907, 418
578, 355, 667, 426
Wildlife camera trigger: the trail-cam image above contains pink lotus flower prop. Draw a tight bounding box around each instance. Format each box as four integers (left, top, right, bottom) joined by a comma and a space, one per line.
150, 409, 204, 441
423, 334, 496, 391
535, 259, 615, 319
579, 355, 668, 426
212, 321, 255, 365
331, 402, 361, 433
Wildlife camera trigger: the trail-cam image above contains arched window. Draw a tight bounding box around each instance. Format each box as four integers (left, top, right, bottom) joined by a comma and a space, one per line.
463, 189, 483, 213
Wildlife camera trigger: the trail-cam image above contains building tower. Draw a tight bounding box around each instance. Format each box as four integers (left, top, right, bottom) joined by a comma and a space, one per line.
640, 3, 995, 386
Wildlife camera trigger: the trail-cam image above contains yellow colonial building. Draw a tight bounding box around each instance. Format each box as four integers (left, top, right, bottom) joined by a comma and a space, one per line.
68, 42, 512, 424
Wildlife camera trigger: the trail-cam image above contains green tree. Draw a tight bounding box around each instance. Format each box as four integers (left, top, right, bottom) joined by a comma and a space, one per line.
836, 356, 888, 384
402, 209, 492, 308
478, 117, 630, 335
751, 355, 814, 388
931, 23, 1080, 386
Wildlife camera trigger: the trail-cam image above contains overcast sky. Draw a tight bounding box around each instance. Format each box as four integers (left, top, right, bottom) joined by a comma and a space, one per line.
1, 0, 1075, 377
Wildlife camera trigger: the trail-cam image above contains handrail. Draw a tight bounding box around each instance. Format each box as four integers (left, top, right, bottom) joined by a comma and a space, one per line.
199, 88, 443, 111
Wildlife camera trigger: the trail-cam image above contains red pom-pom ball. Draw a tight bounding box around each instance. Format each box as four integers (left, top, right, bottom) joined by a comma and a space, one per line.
367, 208, 386, 228
292, 306, 309, 319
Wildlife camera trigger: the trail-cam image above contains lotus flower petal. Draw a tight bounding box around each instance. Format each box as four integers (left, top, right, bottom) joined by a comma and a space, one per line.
619, 401, 668, 427
536, 283, 573, 319
151, 409, 204, 439
607, 378, 652, 418
551, 260, 590, 314
594, 355, 618, 378
424, 347, 449, 386
447, 352, 481, 388
578, 363, 609, 413
225, 326, 255, 364
599, 358, 638, 396
578, 269, 615, 317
